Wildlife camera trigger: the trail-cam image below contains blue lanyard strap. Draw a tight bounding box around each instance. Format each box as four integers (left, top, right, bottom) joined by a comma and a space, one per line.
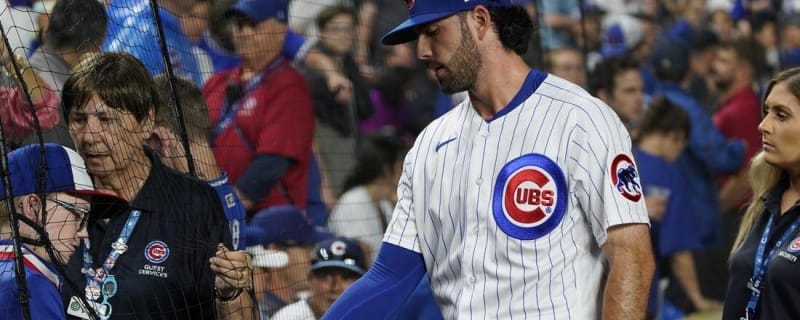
744, 213, 800, 319
211, 58, 285, 141
82, 210, 141, 303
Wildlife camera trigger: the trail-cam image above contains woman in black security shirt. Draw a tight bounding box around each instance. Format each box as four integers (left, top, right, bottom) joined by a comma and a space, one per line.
723, 67, 800, 320
60, 52, 253, 319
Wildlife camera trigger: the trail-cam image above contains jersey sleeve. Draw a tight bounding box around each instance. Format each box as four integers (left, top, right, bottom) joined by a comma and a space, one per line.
568, 101, 650, 246
382, 144, 421, 253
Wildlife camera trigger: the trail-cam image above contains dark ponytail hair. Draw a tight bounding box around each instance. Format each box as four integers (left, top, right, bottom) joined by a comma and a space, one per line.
340, 134, 406, 195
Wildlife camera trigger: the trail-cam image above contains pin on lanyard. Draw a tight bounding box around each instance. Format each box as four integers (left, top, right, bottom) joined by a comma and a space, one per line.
742, 213, 800, 320
212, 58, 285, 140
81, 210, 141, 320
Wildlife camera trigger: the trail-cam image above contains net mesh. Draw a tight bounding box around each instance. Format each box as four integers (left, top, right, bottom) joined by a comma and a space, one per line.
0, 0, 409, 319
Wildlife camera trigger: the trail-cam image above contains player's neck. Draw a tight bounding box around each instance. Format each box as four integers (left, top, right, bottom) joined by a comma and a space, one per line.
468, 55, 531, 119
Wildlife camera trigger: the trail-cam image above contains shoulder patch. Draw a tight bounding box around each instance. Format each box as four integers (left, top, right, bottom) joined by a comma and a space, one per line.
492, 154, 568, 240
610, 154, 642, 202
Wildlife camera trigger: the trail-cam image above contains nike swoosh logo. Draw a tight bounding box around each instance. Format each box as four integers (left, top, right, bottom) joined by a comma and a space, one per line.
435, 138, 457, 152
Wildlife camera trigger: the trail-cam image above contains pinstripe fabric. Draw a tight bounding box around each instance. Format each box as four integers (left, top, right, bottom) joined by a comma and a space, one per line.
383, 72, 649, 319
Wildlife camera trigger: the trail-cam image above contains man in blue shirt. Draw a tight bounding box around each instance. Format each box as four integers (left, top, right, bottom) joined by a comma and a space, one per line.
0, 143, 121, 319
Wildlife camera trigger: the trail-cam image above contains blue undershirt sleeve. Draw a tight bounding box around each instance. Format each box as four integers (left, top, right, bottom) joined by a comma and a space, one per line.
321, 242, 427, 320
235, 154, 292, 204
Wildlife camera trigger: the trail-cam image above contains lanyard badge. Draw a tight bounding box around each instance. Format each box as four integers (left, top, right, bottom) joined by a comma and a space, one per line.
82, 210, 141, 320
743, 213, 800, 319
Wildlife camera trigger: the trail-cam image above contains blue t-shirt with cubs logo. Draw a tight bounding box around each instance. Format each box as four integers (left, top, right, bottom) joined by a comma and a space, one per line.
208, 172, 246, 250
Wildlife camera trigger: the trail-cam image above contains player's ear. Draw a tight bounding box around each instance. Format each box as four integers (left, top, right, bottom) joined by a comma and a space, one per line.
471, 5, 492, 40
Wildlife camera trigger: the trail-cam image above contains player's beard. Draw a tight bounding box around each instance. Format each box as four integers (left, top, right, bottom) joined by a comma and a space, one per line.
437, 19, 482, 94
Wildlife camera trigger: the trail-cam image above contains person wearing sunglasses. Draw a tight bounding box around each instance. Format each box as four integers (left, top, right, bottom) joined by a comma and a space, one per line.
0, 143, 122, 319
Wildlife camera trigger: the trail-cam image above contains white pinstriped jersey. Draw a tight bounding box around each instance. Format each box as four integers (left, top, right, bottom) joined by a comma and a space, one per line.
383, 71, 650, 319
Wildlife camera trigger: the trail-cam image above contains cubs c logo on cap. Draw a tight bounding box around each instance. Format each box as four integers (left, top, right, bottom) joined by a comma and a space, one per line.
610, 154, 642, 202
788, 237, 800, 253
492, 154, 567, 240
145, 241, 170, 264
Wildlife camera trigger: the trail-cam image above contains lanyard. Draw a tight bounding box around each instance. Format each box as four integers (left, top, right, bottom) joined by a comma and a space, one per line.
81, 210, 141, 319
743, 213, 800, 319
211, 58, 285, 141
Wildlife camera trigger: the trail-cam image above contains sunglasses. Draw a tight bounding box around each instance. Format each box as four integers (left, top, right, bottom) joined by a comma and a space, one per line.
47, 197, 91, 230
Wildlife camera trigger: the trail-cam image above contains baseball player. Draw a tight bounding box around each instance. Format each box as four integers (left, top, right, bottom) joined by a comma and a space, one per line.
323, 1, 654, 319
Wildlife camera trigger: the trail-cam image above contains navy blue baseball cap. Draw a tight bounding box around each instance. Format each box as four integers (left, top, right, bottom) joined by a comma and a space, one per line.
311, 237, 367, 276
247, 205, 334, 246
227, 0, 288, 24
381, 0, 515, 45
0, 143, 119, 201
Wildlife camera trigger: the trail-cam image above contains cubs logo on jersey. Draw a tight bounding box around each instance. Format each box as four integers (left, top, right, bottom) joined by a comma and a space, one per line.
492, 154, 567, 240
611, 154, 642, 202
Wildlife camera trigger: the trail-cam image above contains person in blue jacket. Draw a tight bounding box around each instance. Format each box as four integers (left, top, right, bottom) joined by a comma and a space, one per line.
651, 37, 746, 248
0, 143, 121, 319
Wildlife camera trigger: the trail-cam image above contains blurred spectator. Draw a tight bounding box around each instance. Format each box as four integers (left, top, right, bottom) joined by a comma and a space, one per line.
0, 32, 59, 145
544, 47, 587, 87
780, 14, 800, 52
538, 0, 580, 50
600, 14, 644, 60
289, 0, 354, 38
709, 7, 736, 41
686, 29, 721, 111
689, 37, 765, 304
203, 0, 315, 213
149, 74, 247, 251
751, 12, 779, 72
177, 0, 214, 83
272, 237, 367, 320
22, 0, 107, 148
360, 44, 415, 138
652, 37, 745, 247
651, 37, 746, 317
102, 0, 205, 85
0, 1, 38, 57
246, 206, 334, 319
589, 57, 645, 129
712, 38, 765, 214
328, 134, 405, 260
299, 5, 374, 196
632, 97, 718, 319
570, 4, 605, 70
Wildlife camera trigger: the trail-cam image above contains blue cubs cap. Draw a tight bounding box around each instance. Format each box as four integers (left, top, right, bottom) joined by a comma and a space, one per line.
247, 205, 334, 246
227, 0, 288, 24
311, 237, 367, 276
381, 0, 515, 45
0, 143, 117, 201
